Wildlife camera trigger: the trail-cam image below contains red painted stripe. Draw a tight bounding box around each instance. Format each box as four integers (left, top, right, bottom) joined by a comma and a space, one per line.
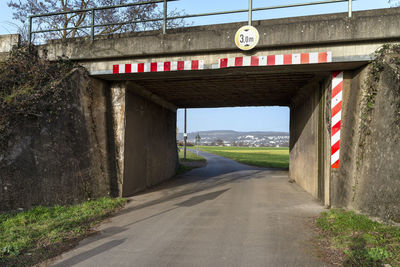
138, 63, 144, 73
332, 71, 341, 79
150, 62, 157, 72
125, 64, 131, 73
220, 58, 228, 68
331, 140, 340, 155
318, 52, 328, 63
267, 55, 275, 65
332, 81, 343, 98
331, 161, 339, 169
284, 54, 292, 65
251, 56, 259, 66
191, 60, 199, 70
332, 120, 341, 136
301, 53, 309, 64
164, 62, 171, 71
113, 65, 119, 74
235, 57, 243, 66
177, 61, 185, 71
331, 101, 342, 117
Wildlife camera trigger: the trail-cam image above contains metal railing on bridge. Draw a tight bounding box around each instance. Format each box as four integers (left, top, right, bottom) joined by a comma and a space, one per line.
28, 0, 354, 45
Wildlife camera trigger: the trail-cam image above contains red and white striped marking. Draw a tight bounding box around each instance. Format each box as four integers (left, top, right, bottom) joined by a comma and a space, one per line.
218, 52, 332, 68
112, 60, 204, 74
331, 71, 343, 169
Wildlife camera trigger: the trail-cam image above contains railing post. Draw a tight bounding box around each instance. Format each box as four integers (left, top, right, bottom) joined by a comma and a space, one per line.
28, 16, 32, 45
248, 0, 252, 26
348, 0, 352, 17
91, 9, 95, 41
163, 0, 167, 34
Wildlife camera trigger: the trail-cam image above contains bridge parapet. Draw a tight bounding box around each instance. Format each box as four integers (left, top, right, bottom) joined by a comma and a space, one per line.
38, 8, 400, 75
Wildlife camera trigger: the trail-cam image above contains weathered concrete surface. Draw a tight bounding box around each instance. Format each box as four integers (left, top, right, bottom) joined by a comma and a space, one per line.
50, 152, 327, 267
0, 69, 113, 211
0, 34, 20, 61
38, 8, 400, 74
332, 55, 400, 222
110, 83, 126, 196
289, 76, 330, 201
122, 83, 178, 196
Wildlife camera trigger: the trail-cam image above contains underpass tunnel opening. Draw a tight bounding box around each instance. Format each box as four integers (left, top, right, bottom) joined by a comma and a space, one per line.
177, 106, 290, 160
114, 65, 334, 203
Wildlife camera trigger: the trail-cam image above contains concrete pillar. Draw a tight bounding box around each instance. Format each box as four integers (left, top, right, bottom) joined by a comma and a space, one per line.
121, 84, 178, 196
289, 76, 331, 203
110, 83, 126, 196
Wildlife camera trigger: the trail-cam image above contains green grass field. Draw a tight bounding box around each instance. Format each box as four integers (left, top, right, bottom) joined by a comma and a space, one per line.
199, 146, 289, 169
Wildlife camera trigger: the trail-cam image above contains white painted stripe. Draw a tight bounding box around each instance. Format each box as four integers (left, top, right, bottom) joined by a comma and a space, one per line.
119, 64, 125, 74
332, 111, 342, 127
331, 150, 340, 165
331, 130, 341, 145
171, 61, 178, 71
259, 56, 267, 66
227, 58, 235, 67
332, 90, 343, 107
157, 62, 164, 72
243, 56, 251, 66
327, 51, 332, 62
144, 63, 150, 72
309, 52, 319, 63
276, 55, 284, 65
293, 53, 301, 64
184, 61, 191, 70
199, 60, 205, 70
332, 72, 344, 89
132, 63, 138, 73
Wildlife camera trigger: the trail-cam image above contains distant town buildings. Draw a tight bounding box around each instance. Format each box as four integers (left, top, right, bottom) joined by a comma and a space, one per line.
177, 131, 289, 147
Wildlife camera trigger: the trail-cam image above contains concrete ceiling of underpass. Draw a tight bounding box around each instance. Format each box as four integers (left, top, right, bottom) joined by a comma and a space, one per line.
96, 62, 366, 108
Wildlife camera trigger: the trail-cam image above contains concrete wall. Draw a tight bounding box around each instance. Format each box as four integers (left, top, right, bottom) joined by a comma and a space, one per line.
0, 34, 20, 61
332, 58, 400, 222
289, 77, 330, 202
122, 85, 178, 196
0, 69, 113, 211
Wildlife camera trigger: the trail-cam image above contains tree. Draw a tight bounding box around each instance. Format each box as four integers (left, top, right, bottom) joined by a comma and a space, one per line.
8, 0, 186, 42
388, 0, 400, 6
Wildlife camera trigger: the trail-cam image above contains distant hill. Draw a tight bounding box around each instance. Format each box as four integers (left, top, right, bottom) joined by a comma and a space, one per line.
177, 130, 289, 141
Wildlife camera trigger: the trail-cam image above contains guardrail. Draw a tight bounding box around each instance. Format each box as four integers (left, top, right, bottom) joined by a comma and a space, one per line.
28, 0, 354, 44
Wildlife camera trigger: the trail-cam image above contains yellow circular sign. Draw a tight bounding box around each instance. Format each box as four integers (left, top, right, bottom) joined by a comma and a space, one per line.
235, 25, 260, 51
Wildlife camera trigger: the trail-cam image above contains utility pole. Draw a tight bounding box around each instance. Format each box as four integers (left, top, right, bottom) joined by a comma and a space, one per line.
184, 108, 187, 160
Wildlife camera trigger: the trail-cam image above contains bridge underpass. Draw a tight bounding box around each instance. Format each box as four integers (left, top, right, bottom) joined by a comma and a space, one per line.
93, 60, 364, 205
34, 7, 400, 207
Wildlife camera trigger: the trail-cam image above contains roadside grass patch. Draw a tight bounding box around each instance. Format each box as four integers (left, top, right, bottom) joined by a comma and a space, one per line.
178, 148, 206, 162
199, 146, 289, 169
177, 148, 206, 174
0, 197, 126, 266
317, 209, 400, 266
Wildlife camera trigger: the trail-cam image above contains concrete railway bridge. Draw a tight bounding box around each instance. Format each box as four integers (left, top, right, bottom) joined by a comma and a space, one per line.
37, 7, 400, 207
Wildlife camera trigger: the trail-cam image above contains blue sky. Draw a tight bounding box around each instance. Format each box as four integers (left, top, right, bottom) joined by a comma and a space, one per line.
0, 0, 392, 133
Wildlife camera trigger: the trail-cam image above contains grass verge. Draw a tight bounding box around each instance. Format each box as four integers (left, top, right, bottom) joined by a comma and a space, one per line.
177, 148, 206, 175
317, 209, 400, 266
199, 146, 289, 169
0, 197, 127, 266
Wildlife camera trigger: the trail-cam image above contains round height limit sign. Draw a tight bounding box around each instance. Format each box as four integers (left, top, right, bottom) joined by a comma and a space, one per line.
235, 25, 260, 51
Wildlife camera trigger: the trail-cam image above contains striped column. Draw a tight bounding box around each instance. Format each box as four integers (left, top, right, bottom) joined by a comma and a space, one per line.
331, 71, 343, 169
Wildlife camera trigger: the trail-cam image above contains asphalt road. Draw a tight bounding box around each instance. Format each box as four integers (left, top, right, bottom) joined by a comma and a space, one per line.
51, 151, 328, 267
